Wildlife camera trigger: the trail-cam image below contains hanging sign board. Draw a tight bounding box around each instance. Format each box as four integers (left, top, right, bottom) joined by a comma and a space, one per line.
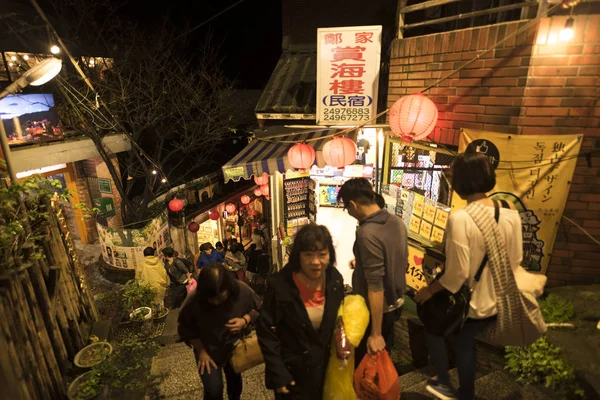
98, 178, 112, 194
453, 129, 582, 274
316, 25, 382, 126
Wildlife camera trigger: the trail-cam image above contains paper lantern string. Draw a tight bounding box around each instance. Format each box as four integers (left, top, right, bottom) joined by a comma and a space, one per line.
255, 2, 563, 146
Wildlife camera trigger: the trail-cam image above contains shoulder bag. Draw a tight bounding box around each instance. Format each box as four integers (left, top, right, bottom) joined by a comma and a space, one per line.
229, 329, 264, 374
417, 200, 500, 337
465, 200, 547, 346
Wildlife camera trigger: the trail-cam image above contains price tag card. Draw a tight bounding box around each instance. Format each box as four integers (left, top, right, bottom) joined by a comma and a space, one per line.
423, 203, 437, 223
412, 194, 425, 217
434, 208, 449, 229
419, 220, 433, 239
409, 216, 422, 234
431, 226, 445, 244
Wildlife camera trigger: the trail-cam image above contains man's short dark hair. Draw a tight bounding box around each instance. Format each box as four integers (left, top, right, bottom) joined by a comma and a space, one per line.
143, 247, 155, 257
337, 178, 378, 206
451, 152, 496, 198
162, 247, 175, 258
215, 241, 224, 250
288, 224, 336, 272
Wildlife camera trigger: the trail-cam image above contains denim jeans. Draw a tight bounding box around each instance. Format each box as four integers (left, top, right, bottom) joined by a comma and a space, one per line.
197, 360, 242, 400
426, 318, 493, 400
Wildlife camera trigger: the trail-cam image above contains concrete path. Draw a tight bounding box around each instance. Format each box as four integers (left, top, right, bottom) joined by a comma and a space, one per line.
151, 342, 274, 399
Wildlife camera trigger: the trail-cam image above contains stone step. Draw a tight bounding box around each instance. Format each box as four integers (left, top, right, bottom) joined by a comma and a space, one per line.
401, 368, 459, 399
398, 366, 436, 392
473, 370, 554, 400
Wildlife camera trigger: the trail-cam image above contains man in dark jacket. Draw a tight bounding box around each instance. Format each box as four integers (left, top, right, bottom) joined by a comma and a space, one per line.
162, 247, 194, 309
338, 178, 407, 364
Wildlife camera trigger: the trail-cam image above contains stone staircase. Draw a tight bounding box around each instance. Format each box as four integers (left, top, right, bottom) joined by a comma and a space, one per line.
150, 308, 550, 399
398, 366, 552, 400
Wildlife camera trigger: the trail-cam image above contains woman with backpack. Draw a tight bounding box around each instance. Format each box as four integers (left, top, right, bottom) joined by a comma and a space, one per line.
162, 247, 195, 309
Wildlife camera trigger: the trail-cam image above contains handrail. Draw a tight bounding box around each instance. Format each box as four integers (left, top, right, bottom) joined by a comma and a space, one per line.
400, 0, 464, 14
401, 2, 537, 31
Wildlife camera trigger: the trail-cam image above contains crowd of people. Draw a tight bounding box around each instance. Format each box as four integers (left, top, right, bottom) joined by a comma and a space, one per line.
134, 152, 528, 400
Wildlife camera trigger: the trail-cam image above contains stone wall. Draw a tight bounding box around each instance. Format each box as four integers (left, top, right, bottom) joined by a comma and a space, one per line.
388, 15, 600, 286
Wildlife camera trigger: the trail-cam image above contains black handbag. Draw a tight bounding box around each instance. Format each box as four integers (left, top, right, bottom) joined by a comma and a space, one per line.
417, 200, 500, 337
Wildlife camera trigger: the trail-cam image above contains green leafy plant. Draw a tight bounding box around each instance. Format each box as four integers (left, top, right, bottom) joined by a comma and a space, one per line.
0, 176, 68, 268
74, 203, 101, 219
540, 295, 575, 324
505, 336, 584, 398
82, 336, 159, 394
71, 371, 104, 400
121, 280, 157, 313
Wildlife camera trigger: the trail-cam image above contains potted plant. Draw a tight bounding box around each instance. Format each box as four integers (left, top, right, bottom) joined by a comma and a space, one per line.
67, 371, 106, 400
152, 305, 169, 322
74, 342, 113, 369
121, 280, 157, 313
69, 336, 160, 400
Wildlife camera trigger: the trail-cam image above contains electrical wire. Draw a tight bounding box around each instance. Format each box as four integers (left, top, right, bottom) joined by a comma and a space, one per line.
562, 215, 600, 246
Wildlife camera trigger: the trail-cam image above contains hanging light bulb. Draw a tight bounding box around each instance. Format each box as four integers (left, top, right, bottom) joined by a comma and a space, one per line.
559, 17, 574, 42
23, 55, 29, 61
50, 45, 60, 54
152, 170, 157, 175
161, 178, 167, 183
10, 56, 16, 61
7, 62, 13, 67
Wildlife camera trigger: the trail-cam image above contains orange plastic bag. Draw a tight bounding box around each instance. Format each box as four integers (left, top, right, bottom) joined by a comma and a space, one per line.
354, 351, 400, 400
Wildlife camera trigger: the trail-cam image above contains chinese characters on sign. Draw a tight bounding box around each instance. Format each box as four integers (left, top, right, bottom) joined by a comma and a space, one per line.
317, 26, 382, 125
456, 130, 582, 274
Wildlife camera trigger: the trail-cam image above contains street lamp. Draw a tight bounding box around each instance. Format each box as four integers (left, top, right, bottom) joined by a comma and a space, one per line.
0, 57, 63, 183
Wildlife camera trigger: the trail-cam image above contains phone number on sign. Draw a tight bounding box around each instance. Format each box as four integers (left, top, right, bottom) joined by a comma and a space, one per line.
323, 108, 371, 121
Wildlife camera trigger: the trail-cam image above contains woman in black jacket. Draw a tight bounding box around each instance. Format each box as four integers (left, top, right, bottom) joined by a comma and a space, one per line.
178, 263, 261, 400
256, 224, 344, 399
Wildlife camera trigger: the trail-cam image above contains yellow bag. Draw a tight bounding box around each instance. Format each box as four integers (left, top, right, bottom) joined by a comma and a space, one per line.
323, 295, 370, 400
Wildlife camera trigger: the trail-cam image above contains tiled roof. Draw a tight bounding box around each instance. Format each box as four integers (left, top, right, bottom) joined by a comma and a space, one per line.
255, 50, 317, 118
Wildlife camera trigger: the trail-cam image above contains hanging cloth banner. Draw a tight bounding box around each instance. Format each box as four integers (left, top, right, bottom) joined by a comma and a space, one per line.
452, 129, 582, 275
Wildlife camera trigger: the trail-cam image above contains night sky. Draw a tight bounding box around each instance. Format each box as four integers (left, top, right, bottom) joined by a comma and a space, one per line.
115, 0, 283, 89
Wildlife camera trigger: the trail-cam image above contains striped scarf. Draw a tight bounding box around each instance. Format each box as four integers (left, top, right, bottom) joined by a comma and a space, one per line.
465, 202, 547, 347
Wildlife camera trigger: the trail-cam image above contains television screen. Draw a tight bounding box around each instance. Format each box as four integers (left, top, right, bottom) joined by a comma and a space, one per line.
0, 94, 63, 146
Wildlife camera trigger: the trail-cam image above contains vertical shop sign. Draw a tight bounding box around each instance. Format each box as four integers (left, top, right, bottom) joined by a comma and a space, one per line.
317, 26, 382, 125
455, 129, 582, 274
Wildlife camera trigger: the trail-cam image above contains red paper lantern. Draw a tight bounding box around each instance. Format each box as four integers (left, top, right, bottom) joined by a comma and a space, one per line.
287, 143, 315, 170
254, 188, 262, 197
253, 173, 269, 186
188, 221, 200, 233
323, 137, 357, 168
388, 93, 438, 142
209, 209, 220, 220
168, 198, 184, 212
225, 203, 237, 214
260, 184, 269, 198
241, 195, 251, 205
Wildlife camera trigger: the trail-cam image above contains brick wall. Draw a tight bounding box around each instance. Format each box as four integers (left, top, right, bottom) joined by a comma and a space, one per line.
388, 15, 600, 286
73, 156, 124, 243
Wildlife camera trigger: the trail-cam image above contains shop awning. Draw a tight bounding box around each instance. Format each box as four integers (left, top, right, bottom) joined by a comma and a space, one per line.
222, 129, 356, 182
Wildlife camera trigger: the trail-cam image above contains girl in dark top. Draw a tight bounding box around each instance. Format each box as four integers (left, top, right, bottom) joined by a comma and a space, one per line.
178, 263, 261, 400
256, 224, 344, 399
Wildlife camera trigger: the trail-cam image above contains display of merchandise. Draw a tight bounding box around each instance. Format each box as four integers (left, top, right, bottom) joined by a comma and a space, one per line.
284, 177, 317, 235
390, 187, 450, 249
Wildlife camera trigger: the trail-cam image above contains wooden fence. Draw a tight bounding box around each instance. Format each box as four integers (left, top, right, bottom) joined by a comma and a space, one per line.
0, 195, 97, 399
